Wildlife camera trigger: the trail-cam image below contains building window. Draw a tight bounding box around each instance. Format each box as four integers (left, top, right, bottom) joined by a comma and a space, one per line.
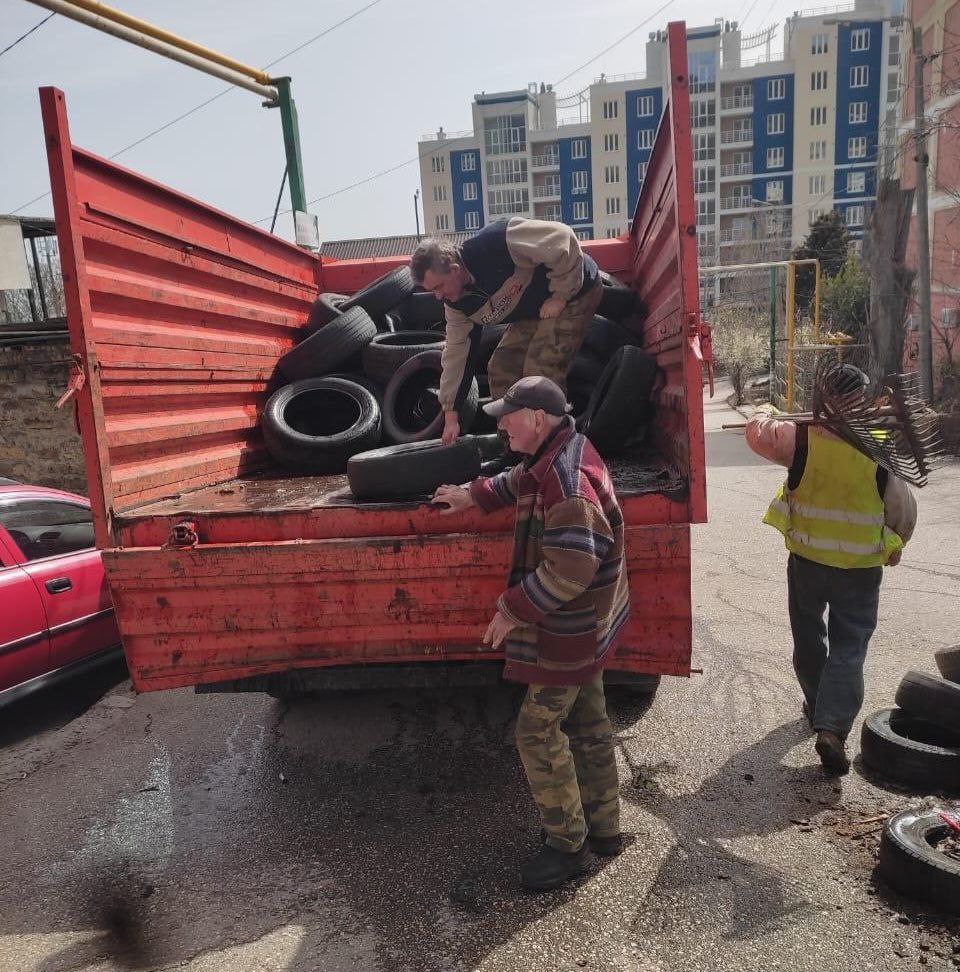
811, 70, 828, 91
768, 78, 785, 100
430, 155, 446, 173
486, 158, 527, 186
433, 185, 447, 202
435, 213, 449, 231
851, 28, 870, 52
696, 198, 715, 224
574, 228, 592, 240
543, 204, 562, 221
637, 95, 655, 117
637, 129, 655, 151
847, 170, 866, 193
846, 204, 865, 226
848, 136, 868, 158
691, 100, 715, 128
767, 147, 784, 168
810, 140, 827, 161
809, 208, 827, 227
809, 174, 826, 194
462, 182, 478, 201
460, 154, 476, 172
604, 165, 621, 184
849, 101, 868, 124
605, 228, 623, 239
637, 161, 647, 182
602, 99, 619, 120
693, 133, 715, 161
484, 113, 526, 155
887, 72, 900, 104
572, 170, 588, 194
766, 180, 784, 202
464, 211, 480, 230
888, 33, 900, 67
811, 33, 828, 55
603, 133, 620, 152
767, 113, 785, 135
571, 139, 587, 160
810, 106, 828, 126
851, 65, 869, 88
573, 201, 590, 220
488, 188, 529, 216
695, 166, 715, 194
605, 196, 622, 215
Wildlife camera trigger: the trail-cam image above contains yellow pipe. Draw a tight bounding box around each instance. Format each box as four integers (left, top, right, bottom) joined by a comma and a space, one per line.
786, 261, 797, 412
59, 0, 272, 85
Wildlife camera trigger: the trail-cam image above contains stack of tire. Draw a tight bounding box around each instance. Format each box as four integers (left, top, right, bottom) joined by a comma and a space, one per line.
261, 267, 655, 501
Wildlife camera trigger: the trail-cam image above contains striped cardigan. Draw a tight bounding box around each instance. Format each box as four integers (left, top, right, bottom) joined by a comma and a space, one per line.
470, 418, 630, 685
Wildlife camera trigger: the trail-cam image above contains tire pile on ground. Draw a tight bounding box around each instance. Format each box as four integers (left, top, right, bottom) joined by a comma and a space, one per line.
261, 267, 655, 501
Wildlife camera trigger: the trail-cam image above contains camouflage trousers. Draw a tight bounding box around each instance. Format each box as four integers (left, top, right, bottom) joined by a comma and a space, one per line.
487, 280, 603, 400
515, 673, 621, 853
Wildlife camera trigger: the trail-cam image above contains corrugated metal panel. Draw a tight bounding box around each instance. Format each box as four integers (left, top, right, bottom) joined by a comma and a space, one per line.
41, 87, 321, 545
320, 231, 475, 262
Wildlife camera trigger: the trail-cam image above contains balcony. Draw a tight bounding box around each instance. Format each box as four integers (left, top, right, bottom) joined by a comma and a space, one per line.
532, 184, 561, 200
531, 154, 560, 170
720, 94, 753, 113
720, 195, 755, 212
719, 162, 753, 179
719, 227, 792, 245
720, 128, 753, 146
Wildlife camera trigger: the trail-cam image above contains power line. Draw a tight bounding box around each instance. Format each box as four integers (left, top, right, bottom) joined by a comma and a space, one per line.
0, 12, 55, 59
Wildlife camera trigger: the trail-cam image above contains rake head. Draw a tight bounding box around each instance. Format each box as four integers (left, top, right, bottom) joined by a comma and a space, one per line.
811, 358, 945, 488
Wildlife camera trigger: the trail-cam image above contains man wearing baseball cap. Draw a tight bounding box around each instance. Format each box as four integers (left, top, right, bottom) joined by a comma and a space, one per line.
433, 376, 630, 890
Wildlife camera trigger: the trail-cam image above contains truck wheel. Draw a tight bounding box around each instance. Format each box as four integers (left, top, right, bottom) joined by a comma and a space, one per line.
860, 707, 960, 792
278, 306, 377, 381
382, 350, 478, 444
895, 671, 960, 735
303, 293, 348, 336
361, 331, 445, 386
261, 377, 381, 473
598, 273, 641, 321
935, 645, 960, 684
347, 439, 482, 501
579, 346, 657, 456
581, 314, 641, 361
342, 267, 416, 320
396, 290, 445, 329
879, 807, 960, 915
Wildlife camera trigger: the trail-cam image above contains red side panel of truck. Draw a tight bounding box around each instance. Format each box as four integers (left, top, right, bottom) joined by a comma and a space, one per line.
42, 22, 706, 693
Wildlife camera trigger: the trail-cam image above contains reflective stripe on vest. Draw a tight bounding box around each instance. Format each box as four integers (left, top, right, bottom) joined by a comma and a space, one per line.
763, 427, 904, 568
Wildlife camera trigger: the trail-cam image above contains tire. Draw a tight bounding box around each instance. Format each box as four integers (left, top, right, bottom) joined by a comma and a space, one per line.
579, 346, 657, 456
580, 314, 641, 361
304, 293, 348, 336
383, 350, 479, 444
342, 267, 416, 320
935, 645, 960, 684
261, 378, 382, 474
469, 398, 499, 434
396, 290, 445, 329
378, 312, 401, 334
879, 807, 960, 915
478, 323, 509, 370
598, 273, 641, 321
895, 670, 960, 736
361, 331, 445, 386
463, 433, 503, 462
278, 306, 377, 381
604, 672, 661, 697
328, 372, 384, 402
860, 707, 960, 792
347, 439, 482, 502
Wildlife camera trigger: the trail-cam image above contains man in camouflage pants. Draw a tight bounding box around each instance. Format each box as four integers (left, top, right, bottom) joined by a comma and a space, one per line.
434, 377, 628, 890
410, 217, 603, 445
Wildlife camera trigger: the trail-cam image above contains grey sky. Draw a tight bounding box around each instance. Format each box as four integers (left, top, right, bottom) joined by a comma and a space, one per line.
2, 0, 802, 244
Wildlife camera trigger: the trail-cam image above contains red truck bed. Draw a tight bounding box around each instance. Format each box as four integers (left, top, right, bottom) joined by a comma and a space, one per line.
42, 23, 708, 693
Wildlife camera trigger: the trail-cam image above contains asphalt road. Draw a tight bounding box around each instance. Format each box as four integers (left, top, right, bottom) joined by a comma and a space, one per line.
1, 391, 958, 972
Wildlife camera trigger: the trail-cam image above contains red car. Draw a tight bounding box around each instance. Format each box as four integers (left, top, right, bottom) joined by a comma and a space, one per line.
0, 482, 121, 706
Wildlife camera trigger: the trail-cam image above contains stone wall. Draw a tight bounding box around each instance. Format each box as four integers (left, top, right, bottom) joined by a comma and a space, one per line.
0, 337, 88, 494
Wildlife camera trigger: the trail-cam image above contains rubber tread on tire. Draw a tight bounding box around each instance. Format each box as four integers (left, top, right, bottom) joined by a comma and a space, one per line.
278, 306, 377, 380
342, 267, 416, 320
879, 807, 960, 915
895, 670, 960, 735
347, 439, 481, 501
935, 645, 960, 684
396, 290, 445, 329
579, 345, 657, 456
361, 331, 445, 386
860, 707, 960, 792
597, 275, 640, 321
304, 293, 348, 335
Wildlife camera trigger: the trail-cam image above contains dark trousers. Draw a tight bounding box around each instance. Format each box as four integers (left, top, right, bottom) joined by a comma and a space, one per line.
787, 553, 882, 739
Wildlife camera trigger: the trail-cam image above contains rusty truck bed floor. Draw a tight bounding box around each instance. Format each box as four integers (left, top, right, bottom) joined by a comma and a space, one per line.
120, 446, 685, 522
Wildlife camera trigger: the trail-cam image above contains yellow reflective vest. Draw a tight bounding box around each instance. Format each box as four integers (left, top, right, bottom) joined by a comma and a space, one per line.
763, 427, 904, 568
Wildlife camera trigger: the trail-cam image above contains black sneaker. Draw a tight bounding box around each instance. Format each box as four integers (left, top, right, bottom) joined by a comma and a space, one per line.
588, 833, 624, 857
815, 730, 850, 775
520, 844, 593, 891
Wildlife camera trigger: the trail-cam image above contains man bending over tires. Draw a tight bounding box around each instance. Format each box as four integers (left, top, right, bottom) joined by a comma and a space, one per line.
432, 376, 629, 890
410, 218, 603, 445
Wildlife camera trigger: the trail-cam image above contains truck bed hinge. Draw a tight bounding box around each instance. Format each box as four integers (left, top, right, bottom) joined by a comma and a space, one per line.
55, 355, 86, 409
168, 521, 200, 549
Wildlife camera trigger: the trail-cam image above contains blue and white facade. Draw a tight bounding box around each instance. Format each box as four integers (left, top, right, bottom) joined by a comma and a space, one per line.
418, 0, 902, 276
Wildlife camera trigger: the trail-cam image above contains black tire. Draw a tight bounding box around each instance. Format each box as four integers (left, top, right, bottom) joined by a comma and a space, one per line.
304, 293, 348, 336
378, 312, 401, 334
383, 350, 479, 444
935, 645, 960, 684
579, 346, 657, 456
396, 290, 445, 329
361, 331, 445, 386
341, 267, 416, 320
581, 315, 641, 361
469, 398, 499, 434
597, 277, 641, 321
478, 323, 509, 370
261, 377, 381, 474
278, 306, 377, 380
347, 439, 481, 502
860, 707, 960, 792
604, 672, 661, 697
463, 433, 503, 462
895, 670, 960, 735
879, 807, 960, 915
476, 373, 490, 398
328, 372, 384, 402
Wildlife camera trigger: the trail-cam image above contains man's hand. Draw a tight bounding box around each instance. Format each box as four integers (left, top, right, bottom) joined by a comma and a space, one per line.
886, 550, 903, 567
483, 610, 519, 648
540, 296, 567, 319
441, 410, 461, 445
431, 484, 474, 515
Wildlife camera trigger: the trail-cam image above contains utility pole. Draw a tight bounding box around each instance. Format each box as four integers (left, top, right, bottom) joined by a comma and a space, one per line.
414, 189, 421, 240
913, 25, 934, 401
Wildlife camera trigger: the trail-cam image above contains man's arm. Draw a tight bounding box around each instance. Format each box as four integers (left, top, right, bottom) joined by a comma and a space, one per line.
883, 475, 918, 545
438, 305, 475, 443
469, 464, 522, 513
745, 408, 797, 467
505, 217, 585, 303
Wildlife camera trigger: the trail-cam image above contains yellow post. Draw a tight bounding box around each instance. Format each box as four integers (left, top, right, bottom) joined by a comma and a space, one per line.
786, 261, 797, 412
813, 258, 822, 342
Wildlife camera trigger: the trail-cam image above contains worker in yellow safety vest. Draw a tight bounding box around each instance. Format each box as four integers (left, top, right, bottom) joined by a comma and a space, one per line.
745, 364, 917, 774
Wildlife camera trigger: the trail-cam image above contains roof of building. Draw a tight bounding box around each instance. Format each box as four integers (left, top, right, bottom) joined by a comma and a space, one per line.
319, 231, 476, 261
0, 216, 56, 239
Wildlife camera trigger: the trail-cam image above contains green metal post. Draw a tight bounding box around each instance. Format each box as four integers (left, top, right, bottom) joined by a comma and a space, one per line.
273, 77, 307, 216
769, 266, 777, 406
